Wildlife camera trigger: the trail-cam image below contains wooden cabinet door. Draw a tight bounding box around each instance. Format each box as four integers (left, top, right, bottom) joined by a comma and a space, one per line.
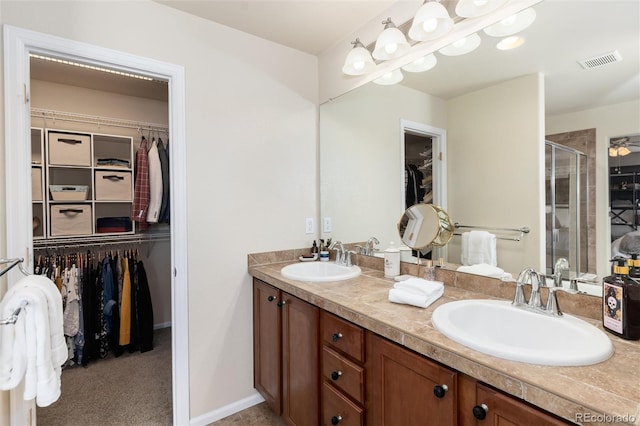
473, 384, 570, 426
282, 292, 320, 426
253, 279, 282, 415
366, 332, 457, 426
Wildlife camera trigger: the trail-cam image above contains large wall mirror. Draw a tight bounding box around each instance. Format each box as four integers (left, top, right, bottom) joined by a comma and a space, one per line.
320, 0, 640, 296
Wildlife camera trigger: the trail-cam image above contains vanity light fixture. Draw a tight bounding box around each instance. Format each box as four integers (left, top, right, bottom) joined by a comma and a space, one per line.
455, 0, 509, 18
402, 53, 438, 73
373, 68, 404, 85
408, 1, 454, 42
373, 18, 410, 61
496, 36, 525, 50
484, 7, 536, 37
342, 38, 376, 75
438, 33, 481, 56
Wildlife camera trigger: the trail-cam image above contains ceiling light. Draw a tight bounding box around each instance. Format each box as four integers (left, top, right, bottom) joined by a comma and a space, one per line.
30, 54, 153, 81
609, 147, 618, 157
484, 8, 536, 37
373, 18, 410, 61
496, 36, 525, 50
402, 53, 438, 73
618, 146, 631, 156
342, 38, 376, 75
373, 69, 404, 85
438, 33, 481, 56
408, 1, 454, 42
455, 0, 509, 18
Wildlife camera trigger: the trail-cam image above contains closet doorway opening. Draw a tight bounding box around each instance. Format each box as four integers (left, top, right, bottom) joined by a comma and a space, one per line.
400, 120, 448, 262
3, 26, 189, 425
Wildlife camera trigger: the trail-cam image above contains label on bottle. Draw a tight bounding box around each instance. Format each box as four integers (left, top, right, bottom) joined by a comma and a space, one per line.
603, 282, 623, 334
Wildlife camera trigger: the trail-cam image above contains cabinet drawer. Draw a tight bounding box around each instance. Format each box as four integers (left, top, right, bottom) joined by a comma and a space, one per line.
95, 170, 132, 201
31, 168, 42, 201
50, 204, 92, 236
322, 346, 364, 404
321, 311, 365, 363
322, 382, 363, 426
48, 132, 91, 166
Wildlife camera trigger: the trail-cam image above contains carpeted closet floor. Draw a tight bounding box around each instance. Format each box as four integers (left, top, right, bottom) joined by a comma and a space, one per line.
37, 327, 172, 426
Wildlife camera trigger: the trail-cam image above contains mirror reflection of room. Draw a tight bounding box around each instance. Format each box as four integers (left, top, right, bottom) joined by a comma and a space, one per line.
610, 134, 640, 259
404, 132, 433, 209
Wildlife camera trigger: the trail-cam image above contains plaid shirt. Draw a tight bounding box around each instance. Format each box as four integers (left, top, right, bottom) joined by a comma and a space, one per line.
132, 137, 150, 230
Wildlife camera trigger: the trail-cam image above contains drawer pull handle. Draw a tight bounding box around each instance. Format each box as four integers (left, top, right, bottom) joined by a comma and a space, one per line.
472, 404, 489, 420
331, 332, 343, 342
59, 209, 84, 214
58, 138, 82, 144
331, 370, 343, 381
267, 295, 276, 302
331, 415, 343, 425
433, 384, 448, 398
60, 187, 77, 191
277, 300, 287, 307
102, 175, 125, 180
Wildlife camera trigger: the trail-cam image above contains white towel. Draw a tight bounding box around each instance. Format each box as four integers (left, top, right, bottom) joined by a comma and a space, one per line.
388, 277, 444, 308
456, 264, 514, 281
0, 275, 66, 407
461, 231, 497, 266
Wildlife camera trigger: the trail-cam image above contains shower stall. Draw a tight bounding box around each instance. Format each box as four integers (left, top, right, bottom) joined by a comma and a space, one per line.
545, 141, 589, 278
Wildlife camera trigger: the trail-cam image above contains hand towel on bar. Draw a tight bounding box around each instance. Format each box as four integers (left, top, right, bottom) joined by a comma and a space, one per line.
456, 264, 514, 281
388, 277, 444, 308
461, 231, 497, 266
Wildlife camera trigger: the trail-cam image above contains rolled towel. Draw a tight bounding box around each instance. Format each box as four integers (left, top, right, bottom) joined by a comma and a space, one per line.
389, 277, 444, 308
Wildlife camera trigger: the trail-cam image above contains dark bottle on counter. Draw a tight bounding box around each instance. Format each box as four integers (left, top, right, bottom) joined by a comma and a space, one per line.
603, 258, 640, 340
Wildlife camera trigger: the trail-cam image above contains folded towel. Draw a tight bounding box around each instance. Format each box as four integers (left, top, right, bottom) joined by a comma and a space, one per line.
389, 277, 444, 308
461, 231, 497, 266
457, 263, 514, 281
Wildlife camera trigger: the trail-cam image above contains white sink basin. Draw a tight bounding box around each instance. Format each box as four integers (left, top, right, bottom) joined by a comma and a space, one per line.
431, 299, 614, 366
280, 262, 361, 282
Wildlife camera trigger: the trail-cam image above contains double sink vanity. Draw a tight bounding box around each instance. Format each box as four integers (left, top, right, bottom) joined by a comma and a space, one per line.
249, 248, 640, 426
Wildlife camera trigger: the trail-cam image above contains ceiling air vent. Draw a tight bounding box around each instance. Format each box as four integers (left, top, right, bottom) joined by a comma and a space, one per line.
578, 50, 623, 70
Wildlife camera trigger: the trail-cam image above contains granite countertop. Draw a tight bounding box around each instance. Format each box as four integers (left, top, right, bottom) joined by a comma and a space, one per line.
248, 251, 640, 426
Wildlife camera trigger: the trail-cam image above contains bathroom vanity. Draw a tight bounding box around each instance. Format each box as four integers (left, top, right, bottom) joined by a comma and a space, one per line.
249, 249, 640, 426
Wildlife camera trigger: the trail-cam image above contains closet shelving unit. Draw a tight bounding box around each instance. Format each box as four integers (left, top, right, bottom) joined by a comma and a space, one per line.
31, 128, 45, 239
610, 165, 640, 234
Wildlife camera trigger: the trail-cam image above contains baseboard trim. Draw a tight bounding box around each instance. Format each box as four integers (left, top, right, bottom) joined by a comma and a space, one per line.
189, 392, 265, 426
154, 321, 172, 330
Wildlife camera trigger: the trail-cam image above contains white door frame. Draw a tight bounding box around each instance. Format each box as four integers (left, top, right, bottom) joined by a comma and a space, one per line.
400, 119, 448, 260
3, 25, 190, 425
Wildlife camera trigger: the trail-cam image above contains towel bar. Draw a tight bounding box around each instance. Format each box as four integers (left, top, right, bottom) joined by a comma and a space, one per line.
0, 301, 28, 325
453, 223, 530, 242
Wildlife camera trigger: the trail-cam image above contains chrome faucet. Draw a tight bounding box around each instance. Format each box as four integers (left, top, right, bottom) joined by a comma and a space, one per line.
552, 258, 569, 287
513, 267, 578, 316
364, 237, 379, 256
329, 240, 346, 265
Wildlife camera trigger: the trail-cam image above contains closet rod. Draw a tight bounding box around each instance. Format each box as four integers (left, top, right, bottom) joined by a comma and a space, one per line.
33, 231, 171, 251
31, 108, 168, 133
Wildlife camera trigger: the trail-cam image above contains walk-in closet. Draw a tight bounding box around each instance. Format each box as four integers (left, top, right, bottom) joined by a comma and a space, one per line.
29, 55, 173, 424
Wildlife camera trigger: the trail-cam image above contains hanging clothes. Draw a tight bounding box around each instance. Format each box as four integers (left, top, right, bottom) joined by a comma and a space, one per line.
133, 136, 150, 230
136, 260, 154, 353
146, 139, 163, 223
157, 138, 170, 224
119, 256, 132, 346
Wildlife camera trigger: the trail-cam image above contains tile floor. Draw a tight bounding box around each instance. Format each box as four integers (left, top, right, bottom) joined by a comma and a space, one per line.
209, 402, 284, 426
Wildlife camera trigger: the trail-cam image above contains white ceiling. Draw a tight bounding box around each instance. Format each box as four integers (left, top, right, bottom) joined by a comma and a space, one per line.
31, 1, 640, 117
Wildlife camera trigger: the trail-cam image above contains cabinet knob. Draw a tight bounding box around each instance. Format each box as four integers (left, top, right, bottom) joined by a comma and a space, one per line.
433, 384, 448, 398
277, 300, 287, 307
331, 332, 343, 342
331, 415, 343, 425
472, 404, 489, 420
331, 370, 343, 381
267, 295, 276, 302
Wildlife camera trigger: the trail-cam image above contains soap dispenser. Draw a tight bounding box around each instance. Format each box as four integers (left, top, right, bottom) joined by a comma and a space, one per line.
603, 258, 640, 340
384, 242, 400, 278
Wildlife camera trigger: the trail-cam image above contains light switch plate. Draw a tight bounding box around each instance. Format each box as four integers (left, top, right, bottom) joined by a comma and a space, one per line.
323, 217, 332, 233
305, 218, 314, 234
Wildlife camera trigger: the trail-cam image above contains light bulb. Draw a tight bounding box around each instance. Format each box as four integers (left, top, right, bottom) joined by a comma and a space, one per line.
500, 15, 517, 26
453, 38, 467, 48
384, 43, 398, 54
353, 61, 365, 71
422, 18, 438, 33
473, 0, 488, 6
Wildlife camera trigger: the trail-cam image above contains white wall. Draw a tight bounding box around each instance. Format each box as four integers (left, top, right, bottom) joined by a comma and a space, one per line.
546, 99, 640, 279
320, 82, 447, 249
1, 0, 318, 422
447, 74, 544, 275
